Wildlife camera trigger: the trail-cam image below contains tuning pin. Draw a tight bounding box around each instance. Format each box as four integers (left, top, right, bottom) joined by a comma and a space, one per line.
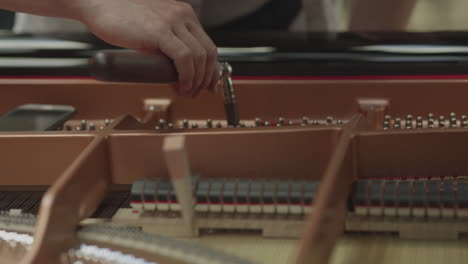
439, 116, 446, 128
278, 117, 285, 126
76, 126, 82, 131
301, 117, 309, 125
462, 115, 467, 121
155, 126, 161, 130
406, 115, 413, 121
312, 120, 320, 125
384, 115, 391, 121
167, 123, 174, 129
463, 120, 468, 128
264, 121, 271, 127
416, 116, 423, 122
416, 122, 423, 129
450, 117, 458, 127
383, 121, 390, 130
206, 119, 213, 128
337, 120, 344, 125
183, 119, 189, 129
288, 121, 294, 126
255, 118, 262, 127
89, 123, 96, 131
428, 113, 434, 120
100, 126, 105, 130
405, 120, 412, 129
104, 119, 111, 126
394, 118, 401, 128
450, 112, 456, 118
158, 119, 166, 128
81, 120, 87, 130
326, 116, 333, 125
216, 122, 222, 128
191, 123, 198, 129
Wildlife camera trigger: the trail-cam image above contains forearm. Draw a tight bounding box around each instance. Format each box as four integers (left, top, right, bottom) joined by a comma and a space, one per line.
350, 0, 417, 31
0, 0, 218, 97
0, 0, 91, 21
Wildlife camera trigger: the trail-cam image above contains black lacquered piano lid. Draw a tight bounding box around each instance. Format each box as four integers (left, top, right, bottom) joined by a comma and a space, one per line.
3, 31, 468, 77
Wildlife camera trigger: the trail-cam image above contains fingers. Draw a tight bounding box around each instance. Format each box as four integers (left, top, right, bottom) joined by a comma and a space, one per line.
209, 63, 221, 94
158, 32, 194, 97
174, 25, 206, 97
91, 0, 217, 98
165, 2, 217, 97
193, 62, 220, 97
189, 24, 219, 94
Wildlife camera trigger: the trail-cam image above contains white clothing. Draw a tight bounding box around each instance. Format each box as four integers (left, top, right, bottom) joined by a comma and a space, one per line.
13, 0, 269, 34
12, 0, 344, 34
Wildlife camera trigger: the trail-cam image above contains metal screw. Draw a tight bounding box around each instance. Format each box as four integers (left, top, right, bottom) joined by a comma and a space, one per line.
278, 117, 285, 126
158, 119, 166, 128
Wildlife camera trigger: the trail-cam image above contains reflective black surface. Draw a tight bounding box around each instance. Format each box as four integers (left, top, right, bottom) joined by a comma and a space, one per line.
3, 31, 468, 76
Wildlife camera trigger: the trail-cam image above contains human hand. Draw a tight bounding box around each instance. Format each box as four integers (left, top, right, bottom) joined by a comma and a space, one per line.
76, 0, 219, 97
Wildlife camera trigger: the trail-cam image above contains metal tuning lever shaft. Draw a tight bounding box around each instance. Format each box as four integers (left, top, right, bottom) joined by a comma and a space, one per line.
219, 62, 239, 127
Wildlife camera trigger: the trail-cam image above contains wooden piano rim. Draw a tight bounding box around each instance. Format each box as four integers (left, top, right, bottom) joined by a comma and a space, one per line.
3, 78, 468, 263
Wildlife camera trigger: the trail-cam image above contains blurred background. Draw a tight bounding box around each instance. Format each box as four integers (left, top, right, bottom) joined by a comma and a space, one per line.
407, 0, 468, 31
2, 0, 468, 77
2, 0, 468, 33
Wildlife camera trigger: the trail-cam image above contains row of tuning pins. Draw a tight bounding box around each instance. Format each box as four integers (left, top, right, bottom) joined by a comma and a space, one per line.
155, 119, 222, 130
253, 116, 343, 127
63, 119, 111, 131
155, 116, 344, 130
384, 113, 468, 130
